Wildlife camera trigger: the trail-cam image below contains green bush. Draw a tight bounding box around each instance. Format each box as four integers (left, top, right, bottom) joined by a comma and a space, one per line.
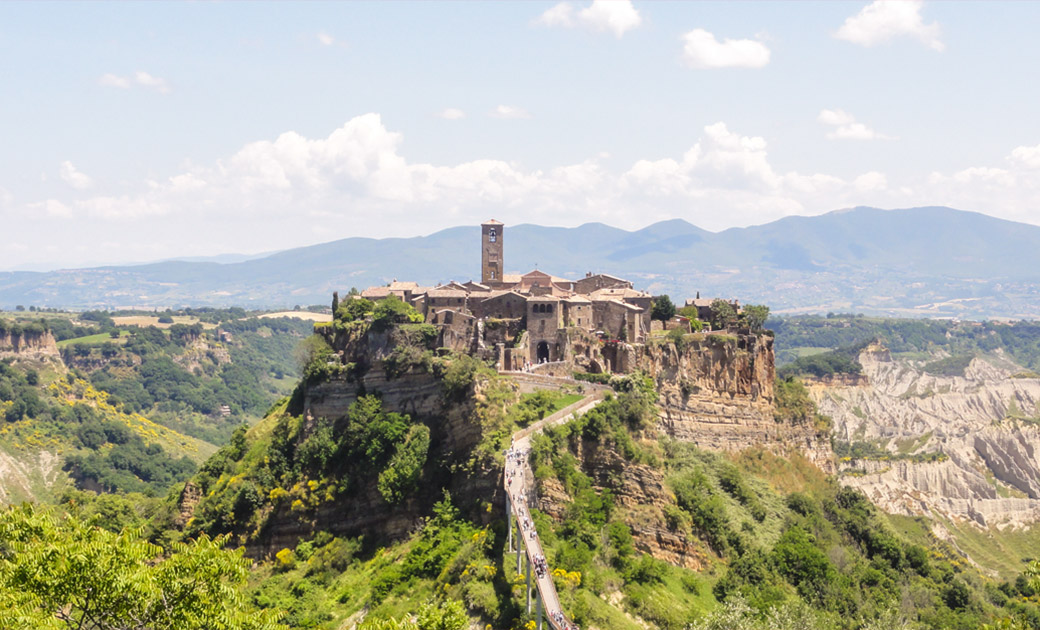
377, 424, 430, 503
371, 296, 423, 331
336, 298, 374, 323
771, 525, 834, 597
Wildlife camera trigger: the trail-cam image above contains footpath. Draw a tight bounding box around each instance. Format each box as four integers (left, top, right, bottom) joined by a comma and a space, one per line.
502, 376, 609, 630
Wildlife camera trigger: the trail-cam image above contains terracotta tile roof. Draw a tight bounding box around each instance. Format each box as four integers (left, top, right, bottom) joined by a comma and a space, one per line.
484, 290, 525, 300
361, 287, 392, 298
590, 288, 651, 299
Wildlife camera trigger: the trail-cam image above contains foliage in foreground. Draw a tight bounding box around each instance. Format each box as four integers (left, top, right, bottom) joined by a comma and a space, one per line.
0, 504, 283, 630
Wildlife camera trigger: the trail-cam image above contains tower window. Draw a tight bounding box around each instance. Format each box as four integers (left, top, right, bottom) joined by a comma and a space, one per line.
489, 229, 497, 242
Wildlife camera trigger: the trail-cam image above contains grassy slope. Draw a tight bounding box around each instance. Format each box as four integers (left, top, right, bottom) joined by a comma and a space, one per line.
56, 330, 130, 348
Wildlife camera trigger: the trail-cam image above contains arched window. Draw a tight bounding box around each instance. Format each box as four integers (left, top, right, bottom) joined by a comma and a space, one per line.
489, 229, 497, 242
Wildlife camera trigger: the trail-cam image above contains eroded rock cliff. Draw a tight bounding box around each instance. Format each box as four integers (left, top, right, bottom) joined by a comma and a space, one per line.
0, 329, 59, 359
809, 343, 1040, 527
629, 333, 834, 472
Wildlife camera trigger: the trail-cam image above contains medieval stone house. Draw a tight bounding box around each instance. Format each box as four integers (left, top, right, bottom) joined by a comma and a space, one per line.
358, 219, 736, 371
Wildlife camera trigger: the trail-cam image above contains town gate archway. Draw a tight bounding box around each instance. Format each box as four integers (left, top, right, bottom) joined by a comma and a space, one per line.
536, 341, 550, 363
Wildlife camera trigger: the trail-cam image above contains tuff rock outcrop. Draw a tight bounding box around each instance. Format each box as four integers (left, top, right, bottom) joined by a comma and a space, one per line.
809, 342, 1040, 528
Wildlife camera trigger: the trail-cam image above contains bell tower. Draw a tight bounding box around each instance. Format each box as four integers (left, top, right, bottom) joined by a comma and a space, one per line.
481, 219, 504, 285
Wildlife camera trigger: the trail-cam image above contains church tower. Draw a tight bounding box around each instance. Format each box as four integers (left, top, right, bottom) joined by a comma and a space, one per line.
481, 219, 504, 285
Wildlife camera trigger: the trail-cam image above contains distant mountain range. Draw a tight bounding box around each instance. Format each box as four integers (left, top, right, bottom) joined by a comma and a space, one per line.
5, 206, 1040, 318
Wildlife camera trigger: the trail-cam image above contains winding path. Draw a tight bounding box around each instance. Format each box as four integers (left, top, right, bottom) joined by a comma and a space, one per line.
502, 376, 609, 630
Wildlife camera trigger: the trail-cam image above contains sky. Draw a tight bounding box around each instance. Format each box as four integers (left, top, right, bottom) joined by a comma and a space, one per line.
3, 1, 1040, 271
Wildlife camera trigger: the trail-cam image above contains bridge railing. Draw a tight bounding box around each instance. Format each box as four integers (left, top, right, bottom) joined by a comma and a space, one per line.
504, 382, 604, 630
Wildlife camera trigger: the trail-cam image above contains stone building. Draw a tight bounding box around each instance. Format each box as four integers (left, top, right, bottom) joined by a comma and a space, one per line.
358, 219, 735, 373
481, 219, 504, 284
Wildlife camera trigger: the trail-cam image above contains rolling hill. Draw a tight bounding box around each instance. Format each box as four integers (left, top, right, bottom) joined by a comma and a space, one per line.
4, 206, 1040, 318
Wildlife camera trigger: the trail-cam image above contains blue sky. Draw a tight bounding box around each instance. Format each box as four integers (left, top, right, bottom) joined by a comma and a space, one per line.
3, 1, 1040, 270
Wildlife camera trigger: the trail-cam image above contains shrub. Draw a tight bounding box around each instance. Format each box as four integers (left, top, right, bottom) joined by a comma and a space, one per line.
771, 525, 834, 597
371, 296, 423, 331
274, 547, 296, 570
336, 298, 374, 323
377, 424, 430, 503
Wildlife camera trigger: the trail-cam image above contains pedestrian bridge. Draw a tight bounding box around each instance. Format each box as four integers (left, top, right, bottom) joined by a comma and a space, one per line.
503, 380, 608, 630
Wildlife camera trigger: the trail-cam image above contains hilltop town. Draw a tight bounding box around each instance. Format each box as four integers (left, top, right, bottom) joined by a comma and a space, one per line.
358, 220, 743, 375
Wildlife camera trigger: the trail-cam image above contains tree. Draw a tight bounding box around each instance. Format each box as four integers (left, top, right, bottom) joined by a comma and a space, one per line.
741, 304, 770, 331
0, 504, 284, 630
336, 297, 374, 323
331, 291, 340, 314
371, 296, 423, 330
377, 424, 431, 503
651, 295, 676, 321
676, 306, 705, 331
709, 299, 736, 330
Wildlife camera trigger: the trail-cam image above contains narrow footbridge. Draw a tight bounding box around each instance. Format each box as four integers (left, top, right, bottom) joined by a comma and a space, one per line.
502, 378, 608, 630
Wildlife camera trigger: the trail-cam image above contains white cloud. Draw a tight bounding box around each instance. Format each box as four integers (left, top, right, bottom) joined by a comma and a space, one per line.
28, 199, 73, 218
1010, 144, 1040, 169
14, 113, 1040, 270
438, 108, 466, 120
134, 71, 170, 94
98, 73, 131, 89
835, 1, 944, 51
537, 0, 642, 38
680, 29, 770, 69
317, 32, 335, 46
98, 71, 171, 94
817, 109, 856, 127
539, 3, 575, 28
854, 171, 888, 192
60, 161, 93, 190
818, 108, 893, 141
490, 105, 531, 119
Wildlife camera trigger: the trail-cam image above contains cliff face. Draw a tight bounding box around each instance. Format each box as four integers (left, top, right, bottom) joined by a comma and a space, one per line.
235, 326, 834, 557
530, 333, 833, 572
537, 439, 708, 571
0, 329, 59, 359
236, 325, 501, 554
250, 363, 503, 555
809, 343, 1040, 527
627, 333, 834, 472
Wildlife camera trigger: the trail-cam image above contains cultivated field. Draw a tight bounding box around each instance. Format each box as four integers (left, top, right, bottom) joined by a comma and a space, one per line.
259, 311, 331, 323
111, 315, 216, 329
